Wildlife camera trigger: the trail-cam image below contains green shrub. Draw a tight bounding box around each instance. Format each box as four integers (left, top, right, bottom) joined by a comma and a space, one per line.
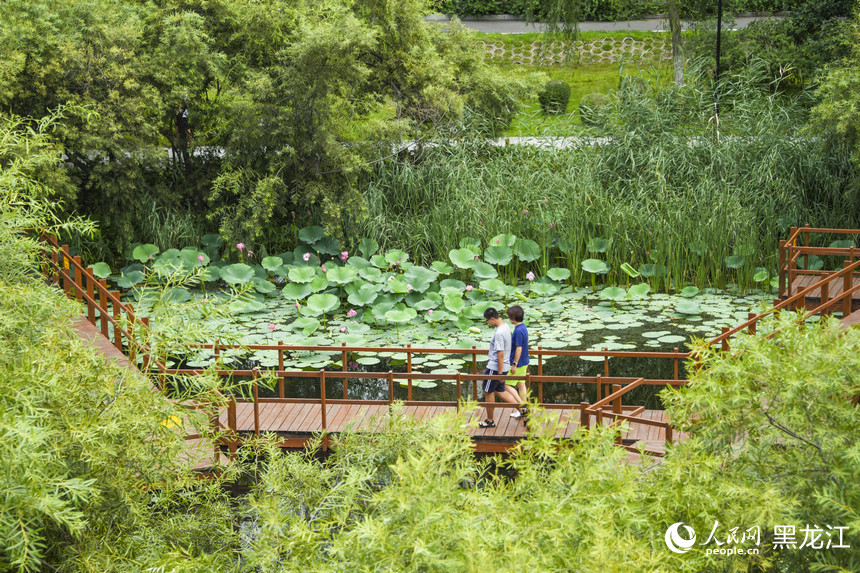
578, 92, 610, 126
537, 79, 571, 114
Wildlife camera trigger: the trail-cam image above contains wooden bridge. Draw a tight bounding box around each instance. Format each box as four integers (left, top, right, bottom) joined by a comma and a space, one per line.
42, 228, 860, 469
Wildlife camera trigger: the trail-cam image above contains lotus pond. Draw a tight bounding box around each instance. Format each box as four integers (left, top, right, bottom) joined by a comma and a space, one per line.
142, 285, 772, 409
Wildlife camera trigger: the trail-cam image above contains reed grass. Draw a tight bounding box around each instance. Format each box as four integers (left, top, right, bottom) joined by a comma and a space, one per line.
359, 59, 859, 288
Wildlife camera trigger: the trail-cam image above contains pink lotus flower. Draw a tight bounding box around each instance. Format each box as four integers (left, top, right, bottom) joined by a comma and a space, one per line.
474, 255, 479, 260
465, 285, 473, 292
149, 254, 153, 260
236, 243, 245, 251
526, 271, 535, 281
340, 327, 347, 333
303, 252, 311, 261
321, 265, 327, 273
496, 237, 501, 244
428, 309, 433, 314
247, 251, 254, 258
340, 251, 349, 261
407, 284, 413, 292
197, 255, 205, 262
295, 302, 300, 309
388, 275, 395, 281
347, 309, 357, 317
523, 209, 529, 215
268, 323, 277, 331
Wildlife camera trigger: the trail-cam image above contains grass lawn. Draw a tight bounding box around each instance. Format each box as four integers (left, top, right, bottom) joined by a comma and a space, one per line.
494, 60, 672, 136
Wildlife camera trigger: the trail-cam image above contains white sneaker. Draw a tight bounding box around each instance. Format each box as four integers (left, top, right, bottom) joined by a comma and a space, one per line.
510, 410, 523, 418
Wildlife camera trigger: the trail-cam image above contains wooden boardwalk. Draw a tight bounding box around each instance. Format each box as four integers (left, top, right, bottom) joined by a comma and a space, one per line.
220, 401, 683, 454
783, 274, 860, 312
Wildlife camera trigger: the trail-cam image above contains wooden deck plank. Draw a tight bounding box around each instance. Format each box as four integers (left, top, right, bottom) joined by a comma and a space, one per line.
257, 402, 282, 432
278, 402, 310, 432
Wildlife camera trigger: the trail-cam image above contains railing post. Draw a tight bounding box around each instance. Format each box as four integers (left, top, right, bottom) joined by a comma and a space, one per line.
747, 313, 756, 334
61, 245, 71, 296
538, 346, 543, 376
778, 239, 787, 297
788, 257, 797, 310
844, 260, 853, 316
603, 348, 609, 378
472, 345, 478, 402
407, 343, 413, 402
596, 374, 602, 403
253, 369, 260, 437
673, 347, 679, 381
227, 396, 237, 458
666, 424, 673, 445
802, 224, 810, 272
612, 383, 622, 444
320, 369, 327, 452
98, 279, 109, 338
278, 341, 285, 398
341, 342, 348, 399
111, 291, 123, 352
456, 372, 462, 411
126, 303, 136, 363
72, 256, 83, 302
388, 370, 394, 403
721, 327, 730, 352
141, 316, 151, 374
85, 267, 96, 325
580, 402, 590, 430
821, 281, 830, 315
51, 240, 59, 285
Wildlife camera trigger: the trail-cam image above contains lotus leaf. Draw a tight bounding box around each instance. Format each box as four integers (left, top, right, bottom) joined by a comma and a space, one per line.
341, 333, 368, 346
626, 283, 650, 298
440, 278, 466, 290
229, 298, 266, 314
586, 237, 610, 253
386, 278, 410, 294
359, 267, 383, 281
599, 286, 627, 301
305, 293, 339, 316
163, 287, 191, 303
179, 249, 208, 269
680, 286, 700, 297
440, 286, 464, 299
326, 266, 358, 285
530, 282, 559, 296
152, 255, 184, 278
90, 262, 112, 279
298, 225, 326, 244
797, 255, 823, 271
404, 265, 439, 286
117, 270, 145, 289
200, 267, 221, 282
291, 317, 321, 335
620, 263, 640, 278
472, 261, 498, 279
444, 294, 466, 313
413, 299, 439, 311
581, 259, 610, 274
293, 246, 317, 265
734, 244, 756, 257
479, 278, 506, 293
546, 267, 571, 282
133, 243, 159, 263
308, 276, 329, 293
253, 278, 276, 294
346, 256, 372, 269
484, 246, 513, 266
370, 254, 388, 268
658, 335, 687, 344
449, 248, 477, 269
288, 266, 316, 283
431, 261, 454, 275
465, 301, 494, 319
314, 236, 341, 256
489, 233, 517, 247
425, 309, 450, 323
371, 302, 395, 320
347, 284, 379, 306
283, 282, 313, 300
513, 239, 540, 262
724, 255, 745, 269
753, 268, 769, 282
262, 256, 284, 272
201, 233, 221, 247
385, 308, 417, 323
358, 238, 379, 259
384, 249, 409, 266
675, 300, 701, 314
829, 239, 855, 249
356, 357, 380, 366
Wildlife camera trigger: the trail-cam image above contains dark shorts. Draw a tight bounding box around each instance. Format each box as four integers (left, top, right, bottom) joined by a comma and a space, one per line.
483, 368, 507, 394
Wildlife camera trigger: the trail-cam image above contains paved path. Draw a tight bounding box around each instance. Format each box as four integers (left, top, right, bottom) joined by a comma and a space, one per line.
427, 15, 784, 33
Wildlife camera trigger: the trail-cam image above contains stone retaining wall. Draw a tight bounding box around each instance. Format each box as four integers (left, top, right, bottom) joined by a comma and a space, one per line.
481, 36, 671, 65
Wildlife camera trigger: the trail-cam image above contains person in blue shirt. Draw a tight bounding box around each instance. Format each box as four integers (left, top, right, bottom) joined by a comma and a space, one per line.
507, 305, 530, 418
478, 307, 523, 428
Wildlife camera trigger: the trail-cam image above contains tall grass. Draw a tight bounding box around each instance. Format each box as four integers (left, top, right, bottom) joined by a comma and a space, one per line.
360, 59, 859, 288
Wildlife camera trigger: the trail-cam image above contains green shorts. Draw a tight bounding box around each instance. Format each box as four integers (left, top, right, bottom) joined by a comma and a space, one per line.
510, 365, 529, 378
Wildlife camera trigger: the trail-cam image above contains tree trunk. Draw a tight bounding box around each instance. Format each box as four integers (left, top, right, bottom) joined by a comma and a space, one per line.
667, 0, 683, 86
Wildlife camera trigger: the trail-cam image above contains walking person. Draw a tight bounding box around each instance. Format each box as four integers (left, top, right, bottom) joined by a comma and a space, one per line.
507, 305, 530, 419
478, 307, 523, 429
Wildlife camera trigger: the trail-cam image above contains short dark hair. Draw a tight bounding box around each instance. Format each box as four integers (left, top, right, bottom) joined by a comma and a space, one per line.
484, 307, 500, 320
507, 305, 524, 322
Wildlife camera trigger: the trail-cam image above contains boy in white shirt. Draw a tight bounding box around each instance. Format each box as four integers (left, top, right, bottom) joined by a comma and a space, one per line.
478, 307, 523, 428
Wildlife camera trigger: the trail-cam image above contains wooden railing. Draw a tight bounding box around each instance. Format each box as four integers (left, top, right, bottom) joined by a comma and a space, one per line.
40, 236, 690, 458
778, 225, 859, 308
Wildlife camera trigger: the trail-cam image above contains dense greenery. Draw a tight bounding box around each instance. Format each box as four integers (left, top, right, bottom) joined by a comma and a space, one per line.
0, 0, 519, 259
360, 61, 860, 287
